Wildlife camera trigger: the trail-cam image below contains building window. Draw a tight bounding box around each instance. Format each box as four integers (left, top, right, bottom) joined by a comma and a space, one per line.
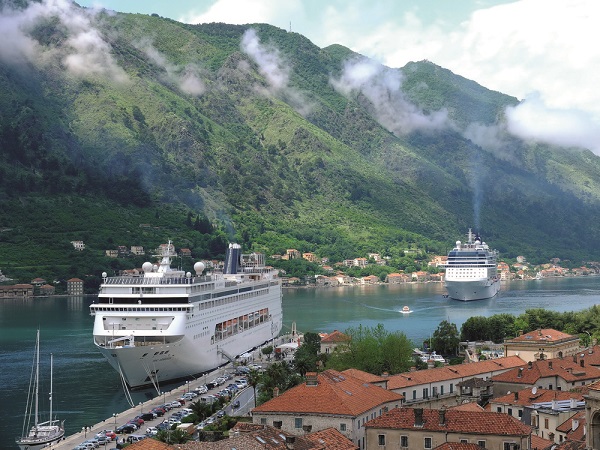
340, 423, 346, 431
423, 388, 429, 399
401, 435, 408, 448
460, 439, 468, 443
260, 418, 266, 424
412, 390, 416, 400
295, 418, 303, 428
424, 437, 432, 449
518, 410, 523, 418
545, 418, 549, 429
497, 407, 502, 413
450, 383, 454, 393
378, 435, 386, 446
478, 440, 486, 448
508, 408, 512, 416
440, 385, 444, 395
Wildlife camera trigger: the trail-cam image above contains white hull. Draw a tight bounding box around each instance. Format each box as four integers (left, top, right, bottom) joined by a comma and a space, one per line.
16, 425, 65, 450
91, 243, 283, 389
445, 278, 500, 301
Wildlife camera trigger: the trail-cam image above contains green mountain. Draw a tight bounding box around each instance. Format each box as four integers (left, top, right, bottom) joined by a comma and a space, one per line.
1, 2, 600, 284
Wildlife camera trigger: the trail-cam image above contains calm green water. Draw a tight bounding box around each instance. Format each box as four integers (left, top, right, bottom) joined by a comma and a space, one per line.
2, 277, 600, 448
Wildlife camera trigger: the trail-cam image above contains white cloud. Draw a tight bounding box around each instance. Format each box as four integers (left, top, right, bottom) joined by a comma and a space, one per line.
506, 94, 600, 154
136, 39, 206, 96
330, 58, 449, 135
0, 0, 127, 82
240, 28, 313, 116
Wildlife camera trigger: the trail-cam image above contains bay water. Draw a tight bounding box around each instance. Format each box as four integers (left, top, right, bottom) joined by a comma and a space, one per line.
1, 277, 600, 448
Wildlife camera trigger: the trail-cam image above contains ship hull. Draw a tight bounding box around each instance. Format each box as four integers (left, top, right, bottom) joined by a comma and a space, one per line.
445, 278, 500, 301
96, 316, 281, 388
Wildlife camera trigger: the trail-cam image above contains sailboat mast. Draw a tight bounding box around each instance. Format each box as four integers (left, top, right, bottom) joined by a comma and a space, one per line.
34, 329, 39, 431
49, 353, 53, 425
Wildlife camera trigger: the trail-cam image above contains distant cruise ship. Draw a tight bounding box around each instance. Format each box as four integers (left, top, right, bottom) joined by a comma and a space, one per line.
90, 242, 282, 389
443, 229, 500, 301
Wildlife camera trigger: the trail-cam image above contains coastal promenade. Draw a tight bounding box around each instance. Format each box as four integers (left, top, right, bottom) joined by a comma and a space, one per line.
47, 335, 295, 450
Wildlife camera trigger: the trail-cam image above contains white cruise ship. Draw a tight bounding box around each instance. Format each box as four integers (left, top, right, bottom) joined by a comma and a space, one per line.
90, 242, 282, 389
443, 229, 500, 301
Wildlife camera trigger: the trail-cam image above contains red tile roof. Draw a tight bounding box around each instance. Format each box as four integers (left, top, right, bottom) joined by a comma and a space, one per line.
305, 427, 359, 450
434, 444, 484, 450
448, 402, 485, 412
321, 330, 350, 343
556, 411, 586, 442
128, 439, 173, 450
341, 368, 387, 384
506, 329, 576, 343
492, 387, 585, 407
365, 408, 531, 436
386, 356, 525, 389
530, 434, 554, 450
491, 358, 600, 384
252, 369, 402, 416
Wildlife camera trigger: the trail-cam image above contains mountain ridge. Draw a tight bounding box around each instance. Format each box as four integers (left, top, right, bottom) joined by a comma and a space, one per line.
1, 1, 599, 281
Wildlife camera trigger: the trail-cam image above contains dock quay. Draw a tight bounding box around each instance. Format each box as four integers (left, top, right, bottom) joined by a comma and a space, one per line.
46, 334, 299, 450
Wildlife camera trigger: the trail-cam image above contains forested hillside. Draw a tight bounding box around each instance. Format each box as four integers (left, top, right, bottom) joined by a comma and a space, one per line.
1, 0, 600, 284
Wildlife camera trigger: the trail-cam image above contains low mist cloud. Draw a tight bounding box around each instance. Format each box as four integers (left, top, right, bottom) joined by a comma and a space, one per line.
505, 94, 600, 155
137, 39, 206, 96
330, 58, 449, 135
0, 0, 127, 82
240, 28, 313, 116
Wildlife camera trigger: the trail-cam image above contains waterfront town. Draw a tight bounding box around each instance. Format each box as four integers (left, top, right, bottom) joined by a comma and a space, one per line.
49, 328, 600, 449
1, 240, 600, 298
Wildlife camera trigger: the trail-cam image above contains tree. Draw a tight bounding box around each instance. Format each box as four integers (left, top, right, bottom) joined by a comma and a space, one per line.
155, 428, 191, 444
326, 324, 413, 375
431, 320, 459, 356
247, 368, 262, 408
293, 332, 321, 376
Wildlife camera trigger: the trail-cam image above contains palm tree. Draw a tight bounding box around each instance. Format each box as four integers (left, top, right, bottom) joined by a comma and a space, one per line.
247, 368, 262, 408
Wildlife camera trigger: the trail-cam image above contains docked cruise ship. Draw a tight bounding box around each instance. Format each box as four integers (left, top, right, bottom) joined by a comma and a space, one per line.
443, 229, 500, 301
90, 242, 282, 389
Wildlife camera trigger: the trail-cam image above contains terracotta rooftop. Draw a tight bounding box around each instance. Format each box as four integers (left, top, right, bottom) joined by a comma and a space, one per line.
304, 427, 359, 450
448, 402, 485, 412
550, 440, 586, 450
341, 368, 387, 384
252, 369, 402, 416
492, 387, 585, 407
434, 444, 485, 450
556, 411, 586, 442
365, 408, 531, 436
178, 424, 355, 450
530, 433, 554, 450
386, 356, 525, 389
506, 328, 576, 343
491, 358, 600, 384
321, 330, 350, 344
128, 439, 173, 450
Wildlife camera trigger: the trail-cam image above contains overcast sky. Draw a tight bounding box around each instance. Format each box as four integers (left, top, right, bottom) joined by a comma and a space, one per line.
37, 0, 600, 153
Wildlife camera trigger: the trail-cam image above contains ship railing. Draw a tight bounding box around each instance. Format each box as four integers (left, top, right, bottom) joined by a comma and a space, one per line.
103, 275, 214, 285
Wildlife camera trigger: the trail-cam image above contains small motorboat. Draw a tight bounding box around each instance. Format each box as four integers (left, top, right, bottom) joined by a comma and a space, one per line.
401, 306, 412, 314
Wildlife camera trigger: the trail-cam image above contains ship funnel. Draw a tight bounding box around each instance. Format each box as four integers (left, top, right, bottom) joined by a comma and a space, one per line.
224, 243, 242, 274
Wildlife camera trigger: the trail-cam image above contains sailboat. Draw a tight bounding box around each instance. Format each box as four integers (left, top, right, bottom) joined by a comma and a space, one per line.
16, 330, 65, 450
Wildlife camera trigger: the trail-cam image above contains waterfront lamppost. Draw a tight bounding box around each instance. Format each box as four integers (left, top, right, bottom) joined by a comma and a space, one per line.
186, 380, 189, 393
139, 401, 143, 415
113, 413, 117, 427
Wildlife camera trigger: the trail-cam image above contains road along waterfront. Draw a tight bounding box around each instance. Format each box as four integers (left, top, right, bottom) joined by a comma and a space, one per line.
2, 276, 600, 448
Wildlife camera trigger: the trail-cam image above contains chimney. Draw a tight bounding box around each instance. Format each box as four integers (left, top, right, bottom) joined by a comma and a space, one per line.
414, 408, 424, 427
306, 372, 318, 386
382, 372, 389, 377
549, 361, 553, 370
528, 361, 532, 369
438, 408, 446, 426
286, 436, 296, 449
518, 368, 523, 378
538, 328, 542, 336
273, 387, 280, 397
514, 391, 519, 401
302, 425, 312, 433
519, 330, 523, 336
572, 419, 579, 431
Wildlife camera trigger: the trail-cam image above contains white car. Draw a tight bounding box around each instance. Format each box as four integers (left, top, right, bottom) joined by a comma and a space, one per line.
145, 427, 158, 436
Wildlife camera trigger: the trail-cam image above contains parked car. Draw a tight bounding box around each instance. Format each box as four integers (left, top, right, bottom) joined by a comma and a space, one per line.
145, 427, 158, 436
232, 400, 240, 409
116, 424, 136, 434
216, 410, 226, 418
140, 412, 156, 421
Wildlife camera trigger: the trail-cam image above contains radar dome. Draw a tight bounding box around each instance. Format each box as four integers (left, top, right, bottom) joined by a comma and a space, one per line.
142, 262, 153, 273
186, 272, 192, 278
194, 262, 205, 274
152, 264, 158, 272
102, 272, 107, 278
456, 240, 461, 246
